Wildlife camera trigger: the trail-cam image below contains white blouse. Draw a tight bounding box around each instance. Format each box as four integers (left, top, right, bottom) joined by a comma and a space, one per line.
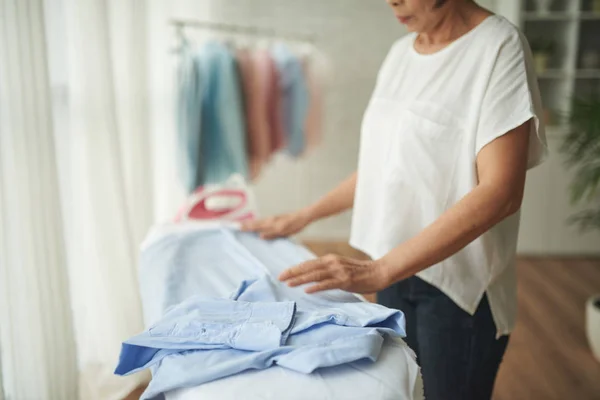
350, 15, 548, 336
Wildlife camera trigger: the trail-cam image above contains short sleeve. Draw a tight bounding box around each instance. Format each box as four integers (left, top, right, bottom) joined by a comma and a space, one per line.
475, 30, 548, 169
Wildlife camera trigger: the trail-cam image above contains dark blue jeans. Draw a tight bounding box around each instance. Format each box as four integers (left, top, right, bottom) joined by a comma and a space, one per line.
378, 276, 509, 400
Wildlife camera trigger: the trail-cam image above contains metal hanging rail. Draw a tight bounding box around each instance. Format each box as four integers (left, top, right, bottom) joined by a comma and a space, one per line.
170, 18, 316, 44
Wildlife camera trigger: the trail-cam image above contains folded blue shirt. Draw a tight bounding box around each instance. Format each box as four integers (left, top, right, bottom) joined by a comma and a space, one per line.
116, 274, 405, 399
115, 296, 296, 376
128, 228, 407, 399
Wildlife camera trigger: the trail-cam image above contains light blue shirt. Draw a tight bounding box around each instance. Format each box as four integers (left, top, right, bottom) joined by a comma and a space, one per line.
271, 44, 309, 157
115, 275, 404, 399
121, 228, 405, 400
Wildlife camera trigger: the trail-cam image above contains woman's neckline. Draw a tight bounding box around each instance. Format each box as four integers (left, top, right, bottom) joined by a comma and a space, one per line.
410, 14, 497, 58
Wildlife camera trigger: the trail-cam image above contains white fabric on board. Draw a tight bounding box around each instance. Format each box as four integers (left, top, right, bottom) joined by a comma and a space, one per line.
140, 223, 424, 400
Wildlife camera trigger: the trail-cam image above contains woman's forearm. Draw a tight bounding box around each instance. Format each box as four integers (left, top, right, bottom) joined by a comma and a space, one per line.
379, 183, 522, 285
379, 121, 531, 286
302, 172, 357, 222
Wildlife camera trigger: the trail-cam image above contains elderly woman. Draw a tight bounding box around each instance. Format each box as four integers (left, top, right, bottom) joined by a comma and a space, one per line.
243, 0, 547, 398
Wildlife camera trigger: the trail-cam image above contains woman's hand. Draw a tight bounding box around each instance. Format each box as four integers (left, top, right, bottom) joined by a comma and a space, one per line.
241, 209, 313, 239
243, 172, 357, 240
278, 255, 390, 294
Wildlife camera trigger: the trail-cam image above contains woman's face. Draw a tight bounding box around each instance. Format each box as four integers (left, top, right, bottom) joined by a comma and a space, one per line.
386, 0, 449, 33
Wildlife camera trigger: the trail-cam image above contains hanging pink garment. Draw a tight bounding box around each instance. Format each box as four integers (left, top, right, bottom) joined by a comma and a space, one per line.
257, 49, 286, 155
247, 49, 273, 175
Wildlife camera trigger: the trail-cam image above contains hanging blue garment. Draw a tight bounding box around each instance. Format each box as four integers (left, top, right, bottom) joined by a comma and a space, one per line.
198, 42, 249, 184
271, 43, 309, 157
176, 43, 203, 193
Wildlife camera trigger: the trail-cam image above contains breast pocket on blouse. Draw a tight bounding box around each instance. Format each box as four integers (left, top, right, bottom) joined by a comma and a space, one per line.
385, 102, 464, 209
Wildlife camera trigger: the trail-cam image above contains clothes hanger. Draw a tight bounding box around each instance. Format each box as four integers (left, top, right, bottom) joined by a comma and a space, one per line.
219, 29, 235, 50
171, 23, 189, 54
235, 31, 253, 51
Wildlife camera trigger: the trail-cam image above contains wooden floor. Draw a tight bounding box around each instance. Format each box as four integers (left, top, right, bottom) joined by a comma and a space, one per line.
494, 257, 600, 400
305, 242, 600, 400
125, 243, 600, 400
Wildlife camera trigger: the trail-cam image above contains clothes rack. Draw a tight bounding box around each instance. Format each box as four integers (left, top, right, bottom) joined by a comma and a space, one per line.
172, 17, 325, 189
170, 19, 316, 44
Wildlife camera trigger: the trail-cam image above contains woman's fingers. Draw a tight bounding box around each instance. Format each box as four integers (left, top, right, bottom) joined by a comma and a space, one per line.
287, 269, 331, 287
242, 217, 277, 233
241, 212, 309, 239
279, 258, 326, 281
305, 279, 340, 294
241, 219, 266, 231
260, 229, 283, 240
278, 255, 381, 295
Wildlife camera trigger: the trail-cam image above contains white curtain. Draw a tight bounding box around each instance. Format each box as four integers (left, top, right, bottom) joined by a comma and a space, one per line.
61, 0, 153, 398
0, 1, 78, 399
1, 0, 187, 398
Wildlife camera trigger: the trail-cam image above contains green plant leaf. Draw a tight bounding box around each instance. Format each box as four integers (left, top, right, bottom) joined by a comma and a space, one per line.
561, 95, 600, 234
570, 160, 600, 203
568, 207, 600, 232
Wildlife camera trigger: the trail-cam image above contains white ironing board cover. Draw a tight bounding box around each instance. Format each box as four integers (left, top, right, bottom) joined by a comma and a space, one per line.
139, 222, 423, 400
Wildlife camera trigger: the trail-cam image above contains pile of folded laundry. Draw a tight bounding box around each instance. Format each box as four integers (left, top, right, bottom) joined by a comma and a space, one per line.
115, 274, 405, 399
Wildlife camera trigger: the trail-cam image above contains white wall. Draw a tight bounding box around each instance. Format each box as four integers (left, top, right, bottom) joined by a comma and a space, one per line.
161, 0, 404, 237
519, 136, 600, 255
158, 0, 599, 254
491, 0, 600, 254
208, 0, 404, 240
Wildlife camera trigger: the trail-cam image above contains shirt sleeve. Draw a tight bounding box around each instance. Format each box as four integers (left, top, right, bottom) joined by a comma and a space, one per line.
475, 30, 548, 169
